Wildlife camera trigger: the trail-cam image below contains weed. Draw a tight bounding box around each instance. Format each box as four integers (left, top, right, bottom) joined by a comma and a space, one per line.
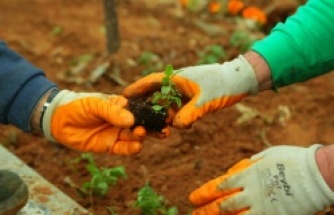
134, 183, 178, 215
80, 153, 127, 197
151, 64, 182, 113
106, 206, 118, 215
51, 26, 63, 36
197, 44, 226, 64
138, 51, 163, 76
229, 30, 256, 52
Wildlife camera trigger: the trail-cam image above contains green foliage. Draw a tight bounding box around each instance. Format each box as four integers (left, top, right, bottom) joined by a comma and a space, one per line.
106, 206, 118, 215
183, 0, 207, 13
197, 44, 226, 65
138, 51, 163, 76
151, 64, 182, 112
80, 153, 127, 197
134, 184, 178, 215
229, 30, 257, 52
70, 53, 94, 66
51, 26, 63, 36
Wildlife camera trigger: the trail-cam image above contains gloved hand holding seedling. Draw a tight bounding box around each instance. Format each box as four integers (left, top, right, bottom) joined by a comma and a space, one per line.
124, 55, 259, 129
127, 65, 182, 137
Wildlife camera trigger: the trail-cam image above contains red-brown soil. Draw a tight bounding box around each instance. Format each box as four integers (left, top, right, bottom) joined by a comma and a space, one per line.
1, 0, 334, 214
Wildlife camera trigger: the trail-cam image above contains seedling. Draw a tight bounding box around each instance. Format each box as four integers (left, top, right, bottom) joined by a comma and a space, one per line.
197, 44, 226, 65
134, 183, 178, 215
151, 64, 182, 112
138, 51, 163, 76
229, 30, 256, 52
128, 64, 182, 132
80, 153, 127, 197
106, 206, 118, 215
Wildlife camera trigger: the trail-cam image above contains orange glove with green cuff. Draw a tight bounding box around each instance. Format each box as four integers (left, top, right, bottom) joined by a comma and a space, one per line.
123, 55, 259, 129
41, 90, 146, 155
189, 145, 334, 215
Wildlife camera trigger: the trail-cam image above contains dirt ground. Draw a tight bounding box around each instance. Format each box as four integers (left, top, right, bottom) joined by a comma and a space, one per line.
1, 0, 334, 214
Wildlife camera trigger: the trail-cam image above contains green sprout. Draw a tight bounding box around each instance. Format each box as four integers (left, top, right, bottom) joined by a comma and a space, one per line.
151, 64, 182, 112
229, 30, 257, 52
138, 51, 163, 76
134, 183, 178, 215
197, 44, 226, 65
80, 153, 127, 197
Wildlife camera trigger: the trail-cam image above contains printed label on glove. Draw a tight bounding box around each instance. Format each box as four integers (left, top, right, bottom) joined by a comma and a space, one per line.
260, 163, 294, 203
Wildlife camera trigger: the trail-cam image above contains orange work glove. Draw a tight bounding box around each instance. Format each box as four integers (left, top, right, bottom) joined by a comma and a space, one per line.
123, 55, 259, 129
189, 145, 334, 215
41, 90, 146, 155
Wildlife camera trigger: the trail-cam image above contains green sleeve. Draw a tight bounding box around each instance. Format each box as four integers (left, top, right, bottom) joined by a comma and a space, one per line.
251, 0, 334, 89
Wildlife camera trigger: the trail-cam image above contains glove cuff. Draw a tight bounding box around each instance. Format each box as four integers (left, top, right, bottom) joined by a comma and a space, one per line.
41, 90, 111, 141
235, 55, 259, 95
306, 144, 334, 208
42, 90, 70, 141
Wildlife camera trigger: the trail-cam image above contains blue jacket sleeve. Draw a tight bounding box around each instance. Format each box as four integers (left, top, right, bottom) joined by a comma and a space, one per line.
0, 41, 58, 132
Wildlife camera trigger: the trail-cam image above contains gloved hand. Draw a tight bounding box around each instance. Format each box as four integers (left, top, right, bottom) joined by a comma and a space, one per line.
123, 55, 259, 129
189, 145, 334, 215
41, 90, 146, 155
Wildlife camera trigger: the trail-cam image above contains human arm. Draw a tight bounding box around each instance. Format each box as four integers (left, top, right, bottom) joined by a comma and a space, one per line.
252, 0, 334, 89
0, 41, 57, 132
124, 0, 334, 129
0, 41, 145, 155
189, 145, 334, 215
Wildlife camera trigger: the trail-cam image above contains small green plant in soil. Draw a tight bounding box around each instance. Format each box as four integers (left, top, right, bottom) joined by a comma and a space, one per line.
197, 44, 226, 64
134, 183, 178, 215
229, 30, 257, 52
80, 153, 127, 197
138, 51, 163, 76
128, 64, 182, 132
151, 64, 182, 112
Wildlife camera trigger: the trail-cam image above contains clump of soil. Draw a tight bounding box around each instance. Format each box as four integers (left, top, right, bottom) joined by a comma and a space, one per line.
128, 97, 168, 132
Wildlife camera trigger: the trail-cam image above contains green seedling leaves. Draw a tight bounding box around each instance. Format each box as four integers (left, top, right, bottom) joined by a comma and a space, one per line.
138, 51, 163, 76
151, 64, 182, 113
197, 44, 226, 65
229, 30, 256, 52
161, 86, 172, 95
134, 183, 178, 215
152, 105, 163, 112
173, 97, 182, 108
164, 64, 173, 77
80, 153, 127, 197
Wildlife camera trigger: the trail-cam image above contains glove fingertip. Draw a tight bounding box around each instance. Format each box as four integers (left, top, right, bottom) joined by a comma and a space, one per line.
133, 126, 146, 138
173, 114, 193, 129
115, 109, 135, 127
188, 192, 199, 206
122, 87, 135, 98
148, 127, 170, 139
109, 95, 128, 107
160, 127, 170, 138
111, 141, 143, 156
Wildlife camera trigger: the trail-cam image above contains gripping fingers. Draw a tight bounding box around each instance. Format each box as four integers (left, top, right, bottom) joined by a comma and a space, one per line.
173, 102, 202, 129
107, 105, 135, 127
110, 140, 142, 155
189, 174, 242, 206
119, 127, 146, 142
84, 97, 134, 127
123, 73, 165, 97
108, 95, 128, 107
109, 127, 146, 155
148, 127, 170, 139
190, 159, 255, 206
192, 193, 246, 215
